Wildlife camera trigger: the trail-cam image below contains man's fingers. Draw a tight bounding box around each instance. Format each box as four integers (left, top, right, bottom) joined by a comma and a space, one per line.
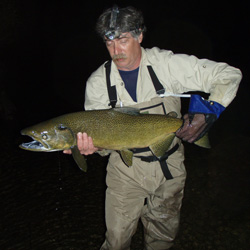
88, 136, 94, 149
63, 149, 72, 154
186, 123, 207, 143
176, 113, 207, 142
63, 132, 97, 155
81, 132, 88, 151
77, 132, 84, 150
176, 115, 190, 138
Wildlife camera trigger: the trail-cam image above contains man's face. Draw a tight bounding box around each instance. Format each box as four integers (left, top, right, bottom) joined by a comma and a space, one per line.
105, 32, 143, 71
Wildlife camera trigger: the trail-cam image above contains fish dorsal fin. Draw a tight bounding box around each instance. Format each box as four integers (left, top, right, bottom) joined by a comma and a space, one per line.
120, 149, 134, 167
166, 111, 178, 118
113, 107, 140, 116
149, 133, 176, 159
71, 146, 87, 172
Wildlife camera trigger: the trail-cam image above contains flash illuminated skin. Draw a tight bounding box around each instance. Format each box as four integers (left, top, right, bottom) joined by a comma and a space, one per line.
105, 32, 143, 71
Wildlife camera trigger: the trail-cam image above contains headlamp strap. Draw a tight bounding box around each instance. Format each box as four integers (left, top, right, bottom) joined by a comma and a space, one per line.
110, 5, 119, 29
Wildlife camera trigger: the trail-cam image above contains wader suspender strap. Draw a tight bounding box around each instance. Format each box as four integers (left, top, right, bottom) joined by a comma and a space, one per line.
105, 61, 117, 108
105, 60, 177, 180
105, 61, 165, 107
147, 65, 165, 95
132, 144, 179, 180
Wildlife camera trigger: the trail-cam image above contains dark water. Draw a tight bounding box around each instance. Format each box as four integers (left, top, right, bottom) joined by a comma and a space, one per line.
0, 120, 249, 250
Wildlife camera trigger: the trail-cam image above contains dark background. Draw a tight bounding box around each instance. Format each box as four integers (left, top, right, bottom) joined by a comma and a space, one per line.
1, 0, 249, 123
0, 0, 249, 249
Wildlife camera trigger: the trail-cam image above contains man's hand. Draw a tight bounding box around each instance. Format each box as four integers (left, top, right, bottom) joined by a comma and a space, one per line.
63, 132, 98, 155
176, 113, 207, 143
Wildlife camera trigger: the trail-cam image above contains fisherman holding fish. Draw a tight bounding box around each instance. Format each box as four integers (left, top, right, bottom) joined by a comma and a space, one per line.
65, 6, 242, 249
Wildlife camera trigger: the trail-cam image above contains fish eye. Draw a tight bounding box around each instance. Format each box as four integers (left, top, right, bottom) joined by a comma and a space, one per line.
42, 134, 48, 140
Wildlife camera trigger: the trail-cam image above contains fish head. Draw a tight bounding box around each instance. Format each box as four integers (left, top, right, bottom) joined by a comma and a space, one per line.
19, 120, 76, 152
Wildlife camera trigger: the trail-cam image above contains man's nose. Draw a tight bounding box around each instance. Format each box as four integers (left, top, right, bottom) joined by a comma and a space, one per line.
113, 42, 121, 55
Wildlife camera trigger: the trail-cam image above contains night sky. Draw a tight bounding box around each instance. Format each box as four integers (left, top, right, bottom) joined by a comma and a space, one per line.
0, 0, 249, 127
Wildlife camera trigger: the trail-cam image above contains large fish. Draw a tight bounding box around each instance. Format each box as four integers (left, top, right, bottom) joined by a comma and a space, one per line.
19, 108, 210, 171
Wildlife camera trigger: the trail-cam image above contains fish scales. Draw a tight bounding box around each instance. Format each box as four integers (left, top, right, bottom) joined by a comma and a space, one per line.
20, 108, 209, 171
53, 109, 182, 150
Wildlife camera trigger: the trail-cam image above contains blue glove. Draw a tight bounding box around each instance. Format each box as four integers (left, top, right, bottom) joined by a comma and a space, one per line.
188, 94, 225, 118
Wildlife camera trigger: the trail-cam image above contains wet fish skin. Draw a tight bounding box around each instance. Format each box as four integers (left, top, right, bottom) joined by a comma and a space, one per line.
19, 108, 210, 171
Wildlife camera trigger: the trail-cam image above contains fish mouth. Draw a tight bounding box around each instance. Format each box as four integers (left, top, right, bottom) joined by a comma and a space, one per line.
20, 140, 46, 151
19, 135, 59, 152
19, 139, 60, 152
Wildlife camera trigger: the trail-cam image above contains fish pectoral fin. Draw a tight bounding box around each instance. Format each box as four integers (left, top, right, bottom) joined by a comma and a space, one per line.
71, 146, 87, 172
194, 133, 211, 149
149, 133, 176, 159
120, 149, 133, 167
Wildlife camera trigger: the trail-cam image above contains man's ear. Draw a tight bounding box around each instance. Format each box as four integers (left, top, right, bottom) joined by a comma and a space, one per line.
138, 32, 143, 43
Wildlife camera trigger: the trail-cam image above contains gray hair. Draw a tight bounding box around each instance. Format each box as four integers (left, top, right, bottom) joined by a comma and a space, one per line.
96, 6, 146, 40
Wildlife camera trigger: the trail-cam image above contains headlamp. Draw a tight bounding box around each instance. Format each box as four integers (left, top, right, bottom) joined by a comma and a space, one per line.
104, 5, 144, 41
105, 29, 120, 40
105, 6, 120, 40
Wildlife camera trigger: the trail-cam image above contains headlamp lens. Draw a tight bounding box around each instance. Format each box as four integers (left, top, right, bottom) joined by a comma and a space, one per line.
105, 29, 120, 40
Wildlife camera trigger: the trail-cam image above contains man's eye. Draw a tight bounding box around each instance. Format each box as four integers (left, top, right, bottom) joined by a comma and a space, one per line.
120, 39, 128, 44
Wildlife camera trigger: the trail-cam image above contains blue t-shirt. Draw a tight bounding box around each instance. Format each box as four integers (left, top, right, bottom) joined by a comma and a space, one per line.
119, 67, 139, 102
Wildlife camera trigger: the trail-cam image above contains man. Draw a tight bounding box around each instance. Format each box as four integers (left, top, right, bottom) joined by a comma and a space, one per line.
64, 5, 242, 249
